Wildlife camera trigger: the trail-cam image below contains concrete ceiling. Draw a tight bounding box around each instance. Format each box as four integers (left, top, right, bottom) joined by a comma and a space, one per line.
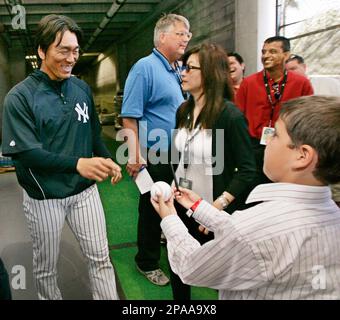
0, 0, 183, 70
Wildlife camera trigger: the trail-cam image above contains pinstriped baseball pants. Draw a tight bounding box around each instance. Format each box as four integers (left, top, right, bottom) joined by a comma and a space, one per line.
22, 184, 119, 300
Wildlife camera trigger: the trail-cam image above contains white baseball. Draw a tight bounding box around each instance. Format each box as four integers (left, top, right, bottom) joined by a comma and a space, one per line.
151, 181, 172, 202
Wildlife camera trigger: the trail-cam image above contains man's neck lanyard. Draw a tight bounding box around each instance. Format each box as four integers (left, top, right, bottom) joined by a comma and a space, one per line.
155, 48, 183, 87
174, 60, 182, 84
263, 69, 288, 127
183, 127, 200, 174
174, 60, 188, 99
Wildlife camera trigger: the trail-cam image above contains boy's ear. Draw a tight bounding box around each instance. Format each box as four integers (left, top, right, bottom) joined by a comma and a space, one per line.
283, 51, 291, 62
293, 144, 317, 170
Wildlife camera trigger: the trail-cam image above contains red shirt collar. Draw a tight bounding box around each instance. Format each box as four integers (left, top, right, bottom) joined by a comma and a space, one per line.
264, 69, 285, 84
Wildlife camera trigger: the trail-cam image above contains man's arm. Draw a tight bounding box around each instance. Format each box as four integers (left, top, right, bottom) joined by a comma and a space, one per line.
122, 118, 146, 178
120, 62, 150, 178
152, 194, 264, 291
13, 148, 120, 183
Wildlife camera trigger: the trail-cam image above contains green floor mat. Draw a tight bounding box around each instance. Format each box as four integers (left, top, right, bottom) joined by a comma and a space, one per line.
110, 246, 218, 300
98, 176, 139, 245
110, 246, 172, 300
98, 134, 140, 244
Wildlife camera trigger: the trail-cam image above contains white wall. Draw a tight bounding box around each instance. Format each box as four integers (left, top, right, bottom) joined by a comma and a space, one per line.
235, 0, 258, 75
257, 0, 276, 71
235, 0, 276, 75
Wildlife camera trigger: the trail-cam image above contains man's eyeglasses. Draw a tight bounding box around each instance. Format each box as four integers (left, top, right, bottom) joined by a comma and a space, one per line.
183, 65, 201, 72
172, 31, 193, 40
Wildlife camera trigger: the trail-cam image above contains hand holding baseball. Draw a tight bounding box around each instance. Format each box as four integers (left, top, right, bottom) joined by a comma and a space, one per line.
150, 181, 177, 219
150, 181, 173, 202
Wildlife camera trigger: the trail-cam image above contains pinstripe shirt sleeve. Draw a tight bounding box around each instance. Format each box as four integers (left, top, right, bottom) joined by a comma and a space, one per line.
161, 201, 266, 291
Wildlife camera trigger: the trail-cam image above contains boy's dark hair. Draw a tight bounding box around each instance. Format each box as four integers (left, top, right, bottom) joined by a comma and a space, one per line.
264, 36, 291, 52
286, 54, 305, 64
281, 96, 340, 184
35, 14, 83, 54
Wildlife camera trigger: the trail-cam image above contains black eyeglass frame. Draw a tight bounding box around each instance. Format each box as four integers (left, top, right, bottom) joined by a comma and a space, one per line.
183, 65, 201, 72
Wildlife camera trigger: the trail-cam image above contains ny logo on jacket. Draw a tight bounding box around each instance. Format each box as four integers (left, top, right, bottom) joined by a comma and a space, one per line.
75, 102, 89, 123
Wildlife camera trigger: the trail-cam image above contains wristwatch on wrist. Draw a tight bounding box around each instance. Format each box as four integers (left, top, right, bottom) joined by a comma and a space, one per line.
218, 193, 230, 209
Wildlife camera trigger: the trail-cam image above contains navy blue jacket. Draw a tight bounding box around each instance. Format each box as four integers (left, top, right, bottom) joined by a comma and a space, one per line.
2, 70, 110, 199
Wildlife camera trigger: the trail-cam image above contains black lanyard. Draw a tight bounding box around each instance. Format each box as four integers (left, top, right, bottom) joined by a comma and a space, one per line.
183, 128, 200, 171
263, 70, 288, 127
174, 60, 188, 100
154, 49, 186, 99
174, 60, 182, 84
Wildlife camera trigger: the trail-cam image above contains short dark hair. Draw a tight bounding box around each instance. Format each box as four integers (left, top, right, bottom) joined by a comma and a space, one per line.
227, 52, 244, 65
280, 96, 340, 184
228, 52, 245, 75
264, 36, 290, 52
286, 54, 305, 64
35, 14, 83, 54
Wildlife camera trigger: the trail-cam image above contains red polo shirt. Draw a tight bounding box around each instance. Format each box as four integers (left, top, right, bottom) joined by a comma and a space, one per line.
235, 70, 314, 139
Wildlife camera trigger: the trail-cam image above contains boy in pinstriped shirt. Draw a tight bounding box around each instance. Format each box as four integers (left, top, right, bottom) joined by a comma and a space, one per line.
152, 95, 340, 299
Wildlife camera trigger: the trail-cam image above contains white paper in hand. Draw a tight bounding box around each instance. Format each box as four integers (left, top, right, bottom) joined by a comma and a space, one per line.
134, 167, 154, 194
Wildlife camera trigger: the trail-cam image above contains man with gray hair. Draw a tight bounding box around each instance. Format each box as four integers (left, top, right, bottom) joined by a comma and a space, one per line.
121, 13, 191, 286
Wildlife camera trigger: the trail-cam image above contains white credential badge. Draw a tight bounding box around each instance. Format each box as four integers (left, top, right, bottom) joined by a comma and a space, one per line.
260, 127, 275, 146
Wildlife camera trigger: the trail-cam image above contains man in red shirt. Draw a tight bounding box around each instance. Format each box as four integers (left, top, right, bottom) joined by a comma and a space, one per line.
228, 52, 245, 96
236, 36, 314, 183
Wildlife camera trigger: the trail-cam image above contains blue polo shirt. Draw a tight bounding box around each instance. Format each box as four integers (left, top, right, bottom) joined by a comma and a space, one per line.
121, 48, 184, 151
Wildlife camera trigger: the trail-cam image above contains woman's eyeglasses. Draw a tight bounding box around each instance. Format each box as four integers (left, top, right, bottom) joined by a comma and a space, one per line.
183, 65, 201, 72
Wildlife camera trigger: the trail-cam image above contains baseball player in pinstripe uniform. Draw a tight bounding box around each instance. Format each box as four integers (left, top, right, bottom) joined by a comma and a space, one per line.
2, 15, 122, 300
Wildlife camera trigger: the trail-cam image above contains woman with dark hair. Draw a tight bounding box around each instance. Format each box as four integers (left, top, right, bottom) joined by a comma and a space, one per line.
170, 43, 258, 300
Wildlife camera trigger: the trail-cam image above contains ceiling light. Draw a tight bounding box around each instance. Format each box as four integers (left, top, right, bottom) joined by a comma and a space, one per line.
82, 52, 101, 57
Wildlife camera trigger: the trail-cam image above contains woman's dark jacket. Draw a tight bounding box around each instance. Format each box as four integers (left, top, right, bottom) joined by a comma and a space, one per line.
173, 100, 258, 214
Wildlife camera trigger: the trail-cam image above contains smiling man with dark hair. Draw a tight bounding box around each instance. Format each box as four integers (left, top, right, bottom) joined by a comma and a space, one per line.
228, 52, 245, 95
2, 14, 122, 300
236, 36, 314, 184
